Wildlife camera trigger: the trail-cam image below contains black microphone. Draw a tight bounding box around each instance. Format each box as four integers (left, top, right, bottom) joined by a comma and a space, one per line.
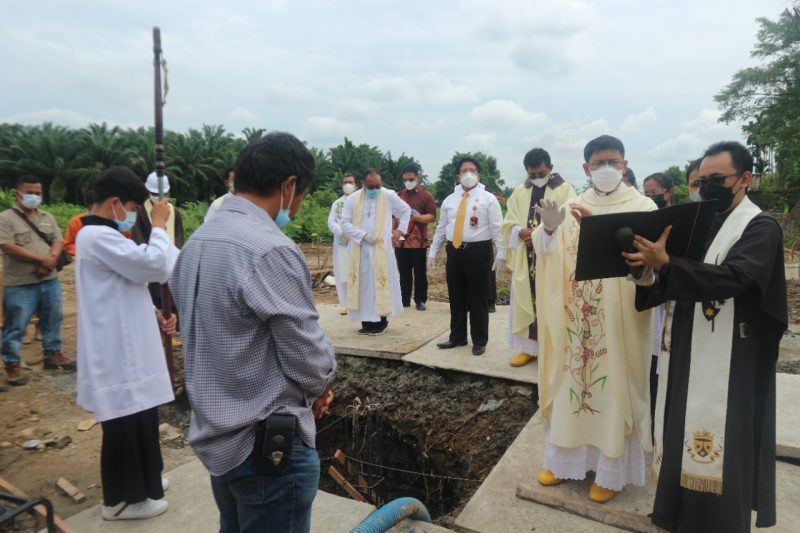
615, 226, 644, 279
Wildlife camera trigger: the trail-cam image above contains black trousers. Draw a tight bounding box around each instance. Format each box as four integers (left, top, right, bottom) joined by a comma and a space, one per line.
100, 407, 164, 506
395, 248, 428, 306
445, 240, 492, 346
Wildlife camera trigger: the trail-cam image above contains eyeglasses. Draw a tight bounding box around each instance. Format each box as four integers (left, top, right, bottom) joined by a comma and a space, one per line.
587, 159, 623, 170
690, 173, 739, 188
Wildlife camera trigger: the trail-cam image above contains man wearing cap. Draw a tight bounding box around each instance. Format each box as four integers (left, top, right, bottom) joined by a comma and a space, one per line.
131, 172, 185, 310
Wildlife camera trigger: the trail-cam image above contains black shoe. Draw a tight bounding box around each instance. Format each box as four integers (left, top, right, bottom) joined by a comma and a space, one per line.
488, 303, 496, 313
415, 302, 427, 311
403, 303, 411, 308
437, 339, 468, 349
369, 329, 386, 336
358, 328, 371, 335
472, 345, 486, 356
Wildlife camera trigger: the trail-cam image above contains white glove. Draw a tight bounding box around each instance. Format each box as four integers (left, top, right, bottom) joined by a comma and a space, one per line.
362, 233, 378, 245
535, 199, 566, 232
492, 258, 505, 272
427, 255, 436, 270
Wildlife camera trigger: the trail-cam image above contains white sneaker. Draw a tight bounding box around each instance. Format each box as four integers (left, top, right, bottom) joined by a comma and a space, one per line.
162, 477, 169, 492
102, 498, 168, 520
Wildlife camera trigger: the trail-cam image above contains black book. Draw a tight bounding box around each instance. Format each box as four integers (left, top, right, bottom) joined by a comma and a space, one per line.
575, 201, 718, 281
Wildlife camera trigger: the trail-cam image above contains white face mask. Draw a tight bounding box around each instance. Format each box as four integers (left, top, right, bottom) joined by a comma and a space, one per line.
531, 175, 549, 188
689, 190, 702, 202
404, 180, 417, 191
590, 166, 623, 193
460, 172, 479, 189
342, 183, 356, 195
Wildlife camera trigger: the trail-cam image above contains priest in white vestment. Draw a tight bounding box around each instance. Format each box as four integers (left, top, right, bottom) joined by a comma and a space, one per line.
532, 135, 655, 503
340, 169, 411, 335
327, 173, 358, 314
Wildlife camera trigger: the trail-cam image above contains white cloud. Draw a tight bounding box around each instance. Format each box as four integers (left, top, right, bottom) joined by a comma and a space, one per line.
227, 107, 259, 126
0, 108, 141, 129
510, 40, 579, 76
646, 108, 742, 163
339, 99, 382, 118
620, 107, 658, 135
469, 100, 547, 129
303, 116, 359, 142
460, 132, 497, 153
361, 72, 478, 104
396, 118, 447, 131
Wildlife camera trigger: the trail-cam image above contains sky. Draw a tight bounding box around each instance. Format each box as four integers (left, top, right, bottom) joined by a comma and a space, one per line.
0, 0, 793, 188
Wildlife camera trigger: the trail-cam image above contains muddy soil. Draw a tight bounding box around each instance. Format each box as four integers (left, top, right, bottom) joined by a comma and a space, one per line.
315, 356, 535, 527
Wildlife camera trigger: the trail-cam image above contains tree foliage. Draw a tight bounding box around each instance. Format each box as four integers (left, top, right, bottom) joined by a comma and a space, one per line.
715, 4, 800, 185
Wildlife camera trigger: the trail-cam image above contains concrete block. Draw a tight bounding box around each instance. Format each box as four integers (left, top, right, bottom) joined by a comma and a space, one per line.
402, 306, 538, 385
777, 373, 800, 460
317, 303, 451, 360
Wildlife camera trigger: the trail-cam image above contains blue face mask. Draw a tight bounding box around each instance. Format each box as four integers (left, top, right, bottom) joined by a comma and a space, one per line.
366, 188, 380, 199
112, 202, 137, 233
274, 182, 297, 229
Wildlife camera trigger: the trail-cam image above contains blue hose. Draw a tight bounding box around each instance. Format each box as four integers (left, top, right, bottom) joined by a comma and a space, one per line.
349, 497, 432, 533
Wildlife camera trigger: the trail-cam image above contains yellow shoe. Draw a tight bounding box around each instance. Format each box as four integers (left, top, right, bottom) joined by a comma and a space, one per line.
171, 337, 182, 348
510, 353, 536, 367
339, 309, 348, 316
537, 469, 563, 486
588, 483, 616, 503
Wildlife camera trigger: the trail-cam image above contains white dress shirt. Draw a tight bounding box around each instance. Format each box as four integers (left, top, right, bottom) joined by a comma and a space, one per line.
429, 183, 504, 260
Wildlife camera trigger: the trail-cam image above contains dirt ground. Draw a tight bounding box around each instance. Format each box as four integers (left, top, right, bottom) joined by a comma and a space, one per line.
1, 247, 797, 530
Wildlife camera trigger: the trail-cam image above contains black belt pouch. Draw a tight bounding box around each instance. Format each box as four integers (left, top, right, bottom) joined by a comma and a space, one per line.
251, 414, 296, 476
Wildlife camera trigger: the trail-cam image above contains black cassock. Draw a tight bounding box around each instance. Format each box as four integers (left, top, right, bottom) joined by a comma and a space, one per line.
636, 212, 787, 533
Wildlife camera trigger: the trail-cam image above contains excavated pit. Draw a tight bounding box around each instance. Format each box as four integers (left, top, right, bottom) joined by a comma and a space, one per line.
314, 355, 536, 525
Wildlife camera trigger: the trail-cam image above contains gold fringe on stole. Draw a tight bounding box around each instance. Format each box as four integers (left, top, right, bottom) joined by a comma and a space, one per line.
680, 470, 723, 495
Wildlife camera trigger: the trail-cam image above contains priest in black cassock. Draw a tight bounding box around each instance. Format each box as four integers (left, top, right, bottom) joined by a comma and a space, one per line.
624, 141, 786, 533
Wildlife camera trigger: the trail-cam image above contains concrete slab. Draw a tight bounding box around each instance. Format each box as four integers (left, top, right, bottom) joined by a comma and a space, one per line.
402, 306, 538, 385
777, 373, 800, 460
455, 414, 623, 533
512, 416, 800, 532
317, 302, 451, 360
778, 324, 800, 363
64, 458, 453, 533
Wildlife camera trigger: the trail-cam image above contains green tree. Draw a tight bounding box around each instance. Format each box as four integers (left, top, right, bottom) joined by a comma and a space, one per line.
715, 4, 800, 185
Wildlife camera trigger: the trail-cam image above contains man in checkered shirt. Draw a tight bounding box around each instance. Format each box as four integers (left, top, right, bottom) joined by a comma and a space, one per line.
170, 132, 336, 533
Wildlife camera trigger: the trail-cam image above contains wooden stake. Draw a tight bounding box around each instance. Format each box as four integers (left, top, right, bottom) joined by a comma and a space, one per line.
55, 477, 86, 504
327, 465, 368, 503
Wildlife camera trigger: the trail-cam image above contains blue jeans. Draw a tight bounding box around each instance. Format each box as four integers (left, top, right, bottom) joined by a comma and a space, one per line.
210, 437, 320, 533
2, 279, 63, 366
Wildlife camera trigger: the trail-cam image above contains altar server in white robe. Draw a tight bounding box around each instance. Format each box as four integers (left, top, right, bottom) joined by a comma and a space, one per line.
327, 173, 358, 314
340, 168, 411, 335
76, 166, 179, 521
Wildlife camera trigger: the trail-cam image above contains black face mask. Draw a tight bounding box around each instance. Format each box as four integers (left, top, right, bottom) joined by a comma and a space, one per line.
649, 194, 667, 209
700, 183, 735, 212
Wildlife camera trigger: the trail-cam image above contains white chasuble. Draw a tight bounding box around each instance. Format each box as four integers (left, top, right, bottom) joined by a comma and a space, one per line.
533, 186, 656, 467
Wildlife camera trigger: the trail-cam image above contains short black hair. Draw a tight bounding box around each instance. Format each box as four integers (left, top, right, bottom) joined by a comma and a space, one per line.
686, 158, 702, 180
583, 135, 625, 162
93, 166, 149, 204
456, 156, 482, 174
234, 132, 316, 197
15, 175, 41, 188
643, 172, 673, 190
363, 168, 381, 179
401, 164, 419, 176
702, 141, 753, 175
623, 167, 637, 188
225, 167, 234, 178
342, 173, 357, 182
83, 190, 95, 207
523, 148, 552, 169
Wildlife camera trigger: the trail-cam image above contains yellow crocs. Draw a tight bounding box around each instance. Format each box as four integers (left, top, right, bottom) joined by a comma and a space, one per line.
339, 309, 348, 316
588, 482, 616, 503
537, 469, 563, 486
510, 353, 536, 367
